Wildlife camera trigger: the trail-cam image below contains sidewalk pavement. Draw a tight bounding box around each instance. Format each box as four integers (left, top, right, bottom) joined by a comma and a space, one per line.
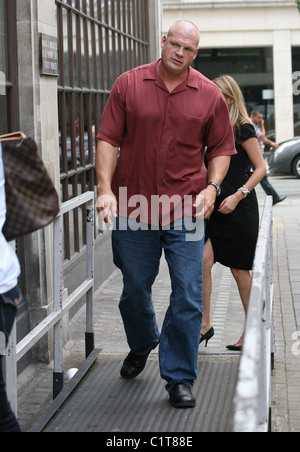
270, 185, 300, 432
17, 178, 300, 432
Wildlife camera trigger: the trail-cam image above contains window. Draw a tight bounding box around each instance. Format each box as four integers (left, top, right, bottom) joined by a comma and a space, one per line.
56, 0, 150, 260
292, 47, 300, 137
194, 47, 275, 136
0, 0, 18, 134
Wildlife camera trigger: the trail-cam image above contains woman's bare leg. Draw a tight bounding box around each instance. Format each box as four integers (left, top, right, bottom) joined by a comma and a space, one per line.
202, 239, 215, 335
230, 268, 252, 346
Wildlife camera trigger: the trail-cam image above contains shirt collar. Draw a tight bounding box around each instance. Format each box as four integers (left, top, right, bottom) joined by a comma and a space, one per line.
185, 67, 200, 90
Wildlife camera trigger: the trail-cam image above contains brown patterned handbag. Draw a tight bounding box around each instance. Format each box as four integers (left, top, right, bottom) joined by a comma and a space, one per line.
0, 132, 60, 241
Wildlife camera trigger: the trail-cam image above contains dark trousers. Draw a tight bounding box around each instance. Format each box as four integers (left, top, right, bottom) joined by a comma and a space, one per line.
0, 287, 21, 432
260, 175, 280, 204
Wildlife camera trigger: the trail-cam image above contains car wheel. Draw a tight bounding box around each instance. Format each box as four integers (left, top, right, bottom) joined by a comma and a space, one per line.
292, 155, 300, 178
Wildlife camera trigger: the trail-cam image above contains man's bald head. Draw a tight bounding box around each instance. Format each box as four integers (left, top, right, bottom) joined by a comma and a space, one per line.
167, 20, 200, 49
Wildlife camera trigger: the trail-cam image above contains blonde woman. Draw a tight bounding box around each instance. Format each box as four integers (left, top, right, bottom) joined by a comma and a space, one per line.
200, 75, 267, 350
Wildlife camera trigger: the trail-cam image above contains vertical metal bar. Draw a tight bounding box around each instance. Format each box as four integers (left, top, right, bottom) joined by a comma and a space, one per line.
72, 175, 80, 253
70, 90, 77, 171
90, 0, 98, 92
269, 216, 275, 372
111, 0, 117, 81
83, 0, 91, 89
85, 199, 94, 358
132, 0, 137, 67
63, 192, 71, 260
53, 215, 64, 399
127, 0, 132, 69
116, 0, 122, 74
258, 303, 268, 430
57, 3, 65, 85
144, 0, 150, 63
268, 210, 275, 429
123, 0, 128, 71
5, 320, 18, 415
68, 5, 75, 87
104, 0, 111, 88
97, 0, 105, 89
136, 0, 142, 65
7, 0, 19, 132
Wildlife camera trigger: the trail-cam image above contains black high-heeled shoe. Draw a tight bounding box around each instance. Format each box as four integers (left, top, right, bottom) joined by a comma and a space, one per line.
199, 327, 215, 347
226, 344, 242, 352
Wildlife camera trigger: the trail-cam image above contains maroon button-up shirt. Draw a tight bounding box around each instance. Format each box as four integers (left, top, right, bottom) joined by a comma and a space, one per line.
97, 60, 236, 225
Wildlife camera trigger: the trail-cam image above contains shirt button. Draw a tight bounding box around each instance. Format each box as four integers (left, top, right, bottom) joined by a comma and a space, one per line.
162, 144, 166, 149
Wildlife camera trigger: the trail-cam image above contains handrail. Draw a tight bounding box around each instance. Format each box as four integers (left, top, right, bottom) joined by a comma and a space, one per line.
231, 196, 274, 432
5, 192, 95, 414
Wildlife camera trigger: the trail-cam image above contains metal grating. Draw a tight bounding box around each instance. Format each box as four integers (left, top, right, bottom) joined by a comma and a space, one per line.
41, 358, 238, 433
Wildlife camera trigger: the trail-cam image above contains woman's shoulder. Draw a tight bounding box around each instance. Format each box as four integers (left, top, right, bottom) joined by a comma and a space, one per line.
238, 122, 257, 142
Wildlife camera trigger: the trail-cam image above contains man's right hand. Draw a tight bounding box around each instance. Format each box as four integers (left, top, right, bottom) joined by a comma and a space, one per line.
96, 193, 118, 227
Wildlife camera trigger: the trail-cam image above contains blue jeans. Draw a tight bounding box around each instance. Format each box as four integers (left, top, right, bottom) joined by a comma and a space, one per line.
0, 286, 21, 433
112, 218, 204, 392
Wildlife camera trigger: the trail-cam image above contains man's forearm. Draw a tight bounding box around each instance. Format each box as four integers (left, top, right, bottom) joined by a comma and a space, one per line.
207, 155, 231, 186
95, 140, 119, 223
195, 155, 231, 220
96, 140, 119, 196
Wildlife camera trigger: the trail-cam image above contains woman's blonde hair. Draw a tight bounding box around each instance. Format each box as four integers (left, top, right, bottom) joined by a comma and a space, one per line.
213, 75, 250, 141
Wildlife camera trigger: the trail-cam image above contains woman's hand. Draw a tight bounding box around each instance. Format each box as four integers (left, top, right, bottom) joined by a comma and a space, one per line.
218, 192, 243, 215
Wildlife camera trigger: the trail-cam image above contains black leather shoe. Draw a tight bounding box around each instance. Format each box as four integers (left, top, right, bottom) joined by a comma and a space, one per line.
273, 196, 286, 206
169, 384, 196, 409
120, 350, 152, 380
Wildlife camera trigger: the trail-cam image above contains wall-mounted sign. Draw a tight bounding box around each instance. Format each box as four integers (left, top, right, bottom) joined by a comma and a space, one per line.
40, 34, 59, 76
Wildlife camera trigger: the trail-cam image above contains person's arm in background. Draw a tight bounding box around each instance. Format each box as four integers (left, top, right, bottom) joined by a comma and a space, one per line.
259, 118, 279, 149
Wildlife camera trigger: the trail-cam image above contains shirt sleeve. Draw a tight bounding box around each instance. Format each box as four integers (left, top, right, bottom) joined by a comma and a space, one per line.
239, 123, 257, 143
204, 92, 237, 163
97, 76, 126, 147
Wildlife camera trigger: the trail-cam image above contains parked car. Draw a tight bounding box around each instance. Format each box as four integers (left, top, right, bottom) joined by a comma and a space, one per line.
269, 138, 300, 178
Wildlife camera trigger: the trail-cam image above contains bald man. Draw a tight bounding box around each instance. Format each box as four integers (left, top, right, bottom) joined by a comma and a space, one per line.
96, 20, 236, 408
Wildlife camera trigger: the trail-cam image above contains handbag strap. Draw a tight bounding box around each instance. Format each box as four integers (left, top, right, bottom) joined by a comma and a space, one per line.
0, 131, 27, 142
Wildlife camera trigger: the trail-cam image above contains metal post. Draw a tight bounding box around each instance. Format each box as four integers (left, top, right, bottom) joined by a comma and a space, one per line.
85, 200, 94, 358
5, 320, 17, 415
53, 214, 64, 399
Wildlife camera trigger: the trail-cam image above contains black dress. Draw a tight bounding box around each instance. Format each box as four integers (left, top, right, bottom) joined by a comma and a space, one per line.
205, 123, 259, 270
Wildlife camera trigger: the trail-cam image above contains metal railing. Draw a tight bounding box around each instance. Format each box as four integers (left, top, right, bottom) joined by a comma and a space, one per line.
231, 196, 274, 432
5, 192, 95, 415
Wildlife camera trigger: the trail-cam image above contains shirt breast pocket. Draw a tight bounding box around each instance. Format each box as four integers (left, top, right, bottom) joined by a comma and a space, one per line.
178, 114, 203, 147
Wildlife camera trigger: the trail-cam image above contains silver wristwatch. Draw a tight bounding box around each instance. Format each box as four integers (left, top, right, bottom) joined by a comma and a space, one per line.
208, 182, 221, 197
238, 185, 251, 199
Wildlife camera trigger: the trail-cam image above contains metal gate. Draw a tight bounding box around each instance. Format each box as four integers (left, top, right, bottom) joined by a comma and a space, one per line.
5, 192, 95, 414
